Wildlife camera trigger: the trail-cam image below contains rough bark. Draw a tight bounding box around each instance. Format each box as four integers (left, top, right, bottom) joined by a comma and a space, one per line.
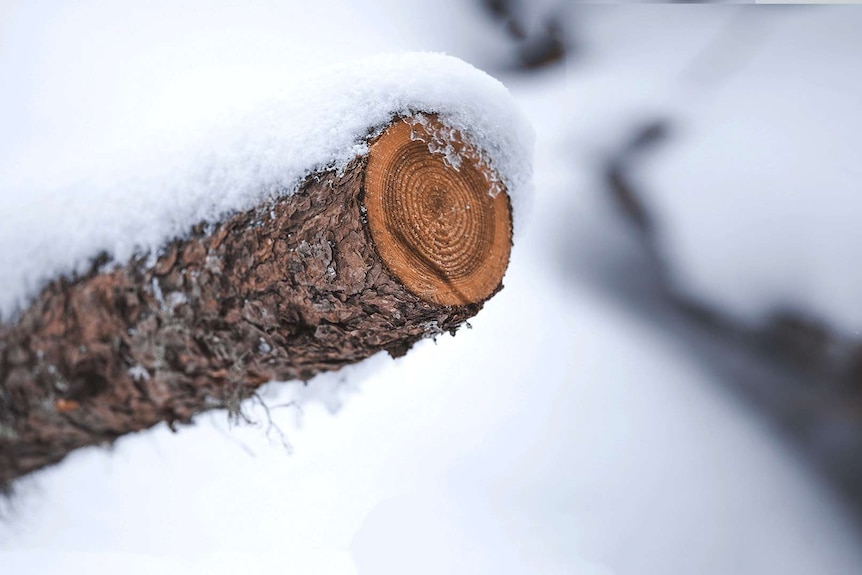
0, 116, 513, 488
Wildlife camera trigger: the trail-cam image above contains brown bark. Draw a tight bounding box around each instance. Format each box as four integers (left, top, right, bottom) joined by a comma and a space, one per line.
0, 115, 513, 488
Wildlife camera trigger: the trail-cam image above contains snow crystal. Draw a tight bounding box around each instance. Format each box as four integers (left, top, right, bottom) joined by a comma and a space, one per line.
257, 338, 272, 355
150, 278, 165, 308
408, 113, 507, 198
166, 291, 188, 310
127, 365, 150, 382
0, 52, 533, 321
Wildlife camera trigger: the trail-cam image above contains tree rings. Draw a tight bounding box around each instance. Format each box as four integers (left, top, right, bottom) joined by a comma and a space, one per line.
364, 115, 513, 306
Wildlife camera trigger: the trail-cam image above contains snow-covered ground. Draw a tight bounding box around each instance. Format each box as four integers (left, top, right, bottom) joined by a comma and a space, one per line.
2, 3, 861, 574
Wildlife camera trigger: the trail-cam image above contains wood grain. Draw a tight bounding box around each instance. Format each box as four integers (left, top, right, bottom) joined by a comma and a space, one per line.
364, 115, 512, 306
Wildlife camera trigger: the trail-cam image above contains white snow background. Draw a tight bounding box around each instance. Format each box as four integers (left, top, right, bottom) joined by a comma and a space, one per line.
2, 2, 862, 574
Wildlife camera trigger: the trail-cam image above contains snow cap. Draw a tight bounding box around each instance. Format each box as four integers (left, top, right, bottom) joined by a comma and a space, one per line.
0, 52, 533, 320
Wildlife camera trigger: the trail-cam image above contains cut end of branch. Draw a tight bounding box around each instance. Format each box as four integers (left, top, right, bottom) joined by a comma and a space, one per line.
364, 115, 513, 307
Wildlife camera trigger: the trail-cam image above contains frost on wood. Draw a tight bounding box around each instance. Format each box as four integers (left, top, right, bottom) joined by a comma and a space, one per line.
366, 116, 512, 306
0, 109, 517, 486
406, 113, 505, 198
